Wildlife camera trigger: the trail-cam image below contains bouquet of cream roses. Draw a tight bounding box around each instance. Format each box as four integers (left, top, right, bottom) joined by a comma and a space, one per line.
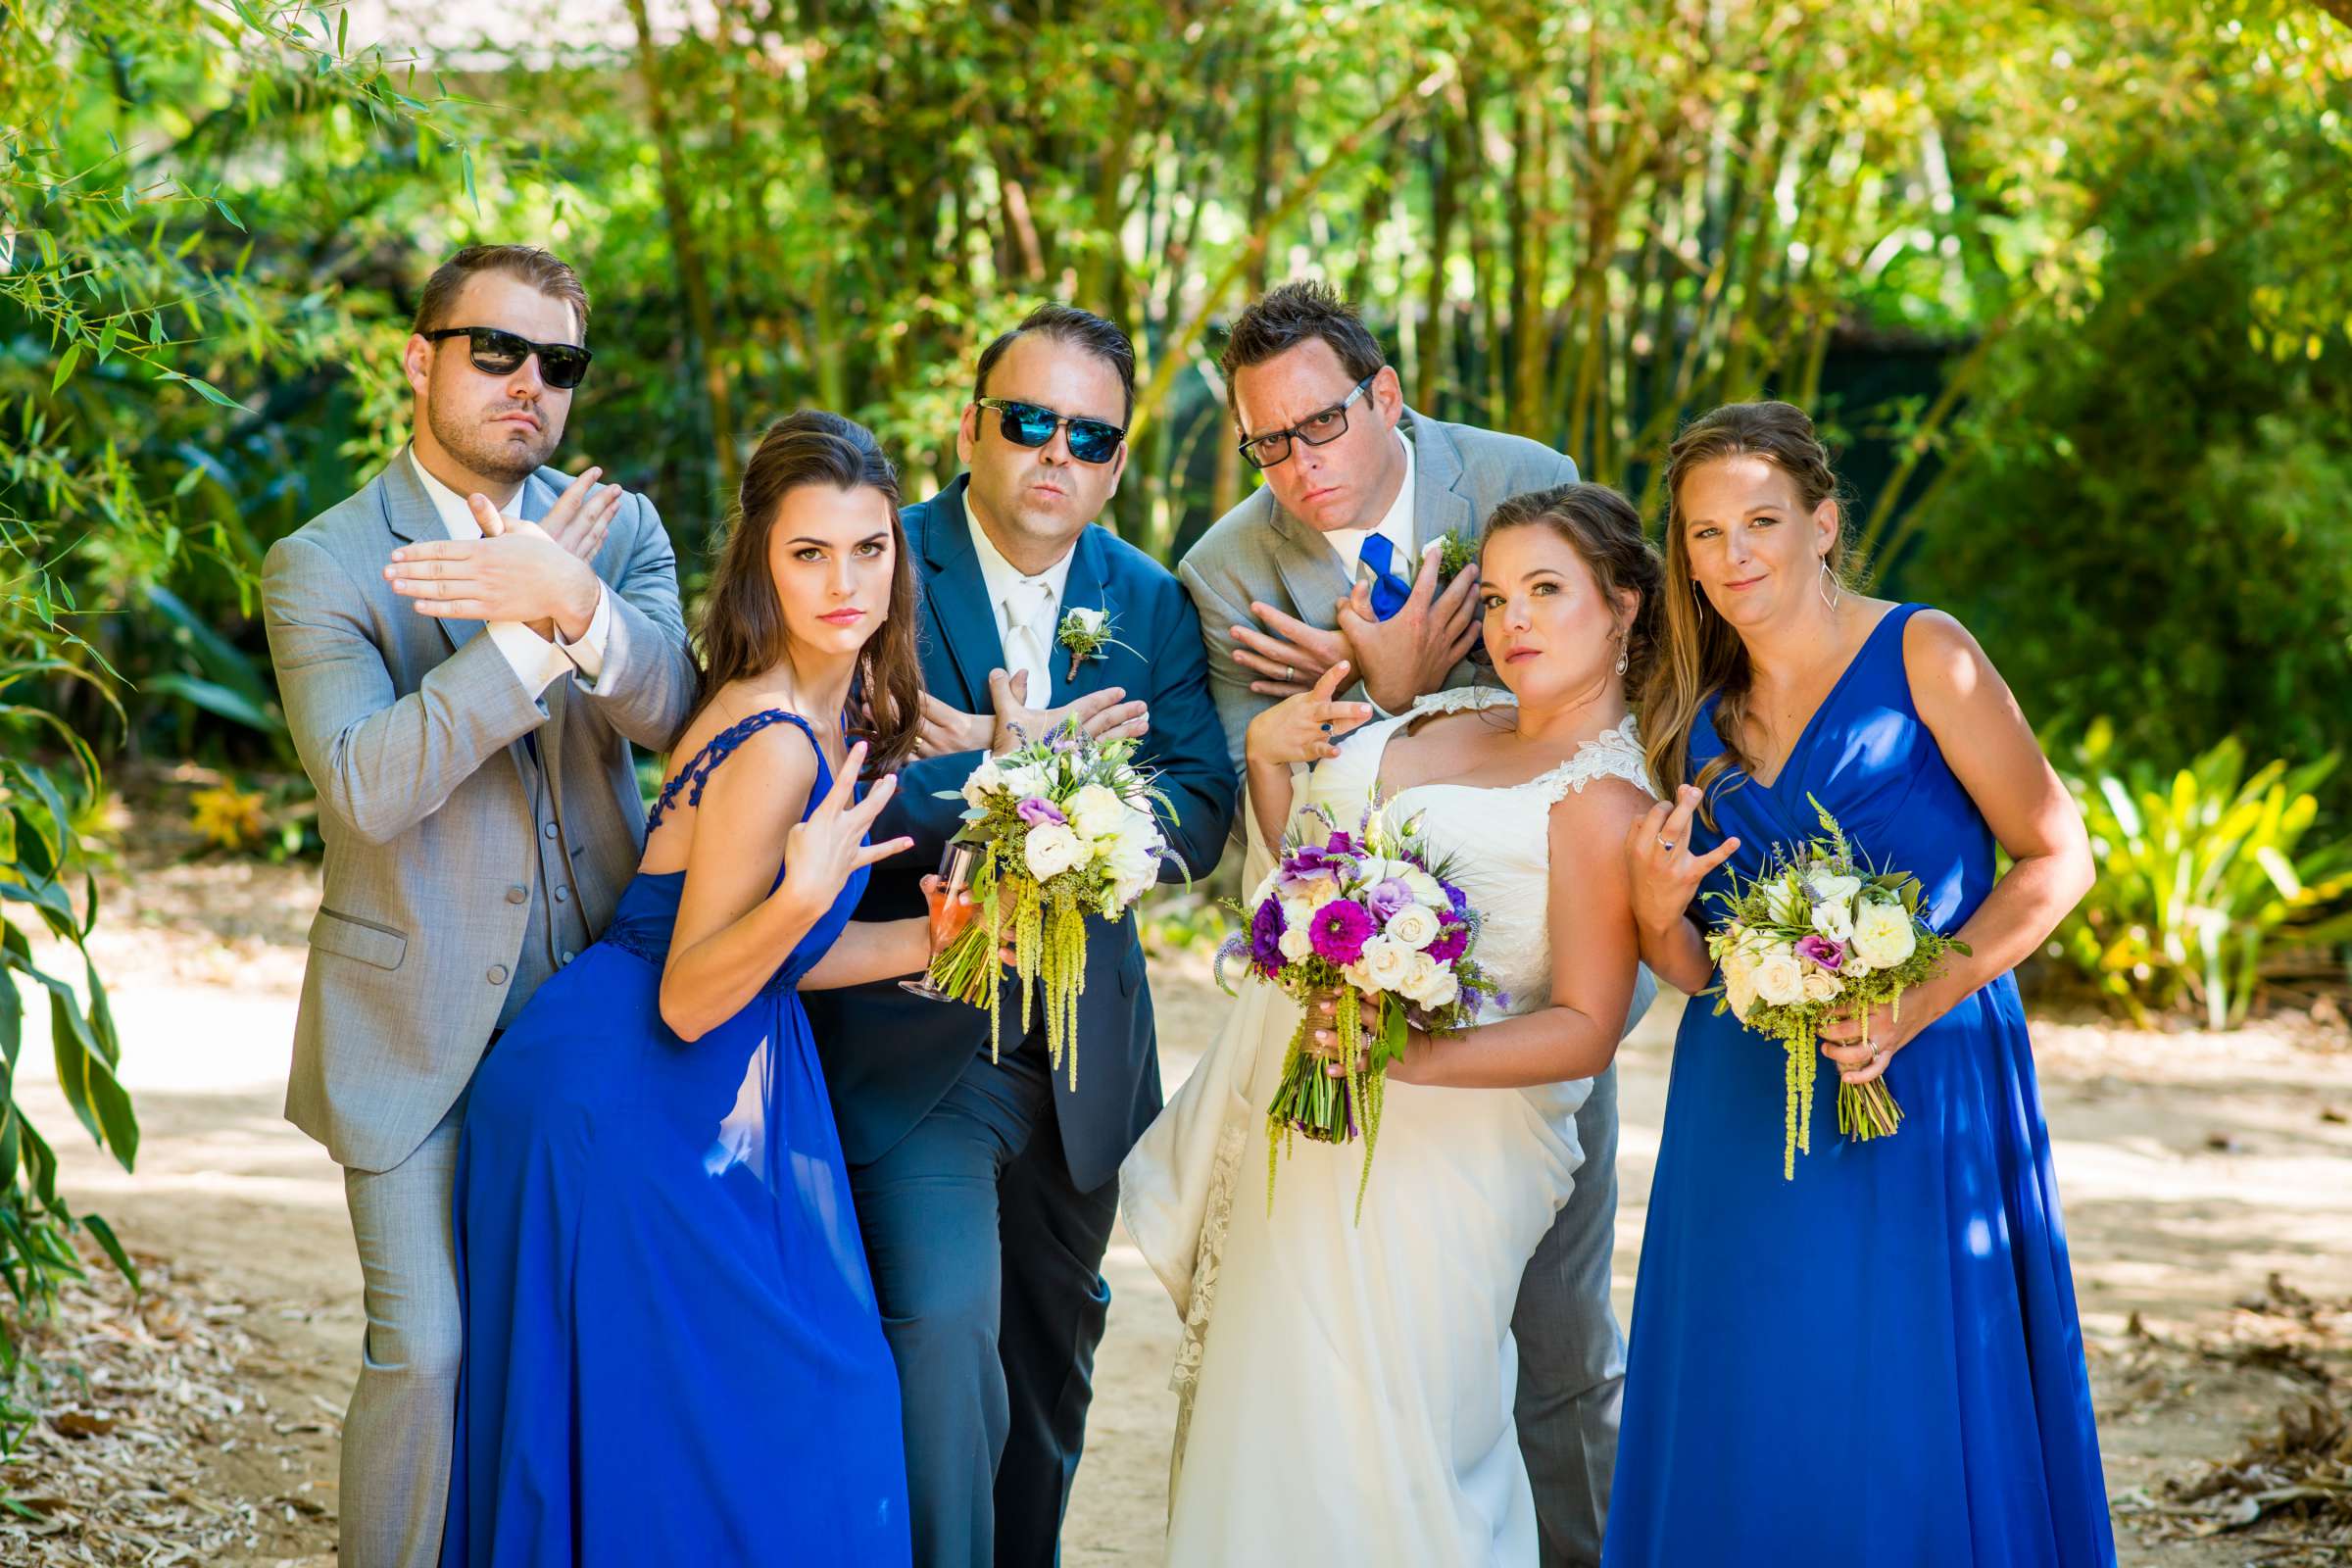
1216, 801, 1498, 1218
927, 720, 1172, 1088
1706, 797, 1969, 1179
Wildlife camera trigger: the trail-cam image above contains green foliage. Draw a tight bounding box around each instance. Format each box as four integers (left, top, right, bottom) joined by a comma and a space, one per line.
1895, 4, 2352, 797
0, 0, 466, 1449
2049, 722, 2352, 1030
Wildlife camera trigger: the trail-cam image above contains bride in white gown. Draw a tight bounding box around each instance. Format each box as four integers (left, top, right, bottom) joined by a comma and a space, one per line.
1122, 484, 1667, 1566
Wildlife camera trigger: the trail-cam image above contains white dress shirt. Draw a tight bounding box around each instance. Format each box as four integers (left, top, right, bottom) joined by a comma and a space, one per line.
407, 446, 613, 700
1316, 429, 1418, 588
969, 508, 1076, 702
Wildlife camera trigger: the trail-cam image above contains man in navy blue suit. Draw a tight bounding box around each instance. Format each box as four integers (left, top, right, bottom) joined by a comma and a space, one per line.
805, 305, 1236, 1568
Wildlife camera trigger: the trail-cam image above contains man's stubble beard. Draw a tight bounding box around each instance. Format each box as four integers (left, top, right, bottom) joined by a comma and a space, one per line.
428, 398, 560, 487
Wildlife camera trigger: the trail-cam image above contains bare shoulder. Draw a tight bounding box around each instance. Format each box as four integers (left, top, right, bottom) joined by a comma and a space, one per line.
1898, 606, 2006, 706
1546, 771, 1653, 843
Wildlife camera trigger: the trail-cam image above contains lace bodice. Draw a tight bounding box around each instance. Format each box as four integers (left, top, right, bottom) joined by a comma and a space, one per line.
1295, 685, 1657, 1049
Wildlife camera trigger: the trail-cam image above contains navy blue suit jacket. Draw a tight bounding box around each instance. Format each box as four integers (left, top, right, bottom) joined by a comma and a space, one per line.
806, 476, 1237, 1192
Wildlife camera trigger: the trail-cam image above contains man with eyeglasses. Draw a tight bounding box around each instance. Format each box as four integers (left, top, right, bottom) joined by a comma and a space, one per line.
261, 244, 693, 1568
803, 305, 1234, 1568
1180, 280, 1619, 1568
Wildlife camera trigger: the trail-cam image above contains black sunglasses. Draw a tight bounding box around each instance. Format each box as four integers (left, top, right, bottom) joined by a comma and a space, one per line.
423, 326, 594, 390
1237, 374, 1377, 470
974, 398, 1125, 466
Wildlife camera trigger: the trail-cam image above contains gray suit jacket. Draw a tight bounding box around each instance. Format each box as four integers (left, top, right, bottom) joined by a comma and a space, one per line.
262, 456, 696, 1172
1178, 408, 1580, 768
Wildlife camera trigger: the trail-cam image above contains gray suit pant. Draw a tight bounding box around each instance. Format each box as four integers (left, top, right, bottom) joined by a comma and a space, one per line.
338, 1095, 465, 1568
1515, 1062, 1626, 1568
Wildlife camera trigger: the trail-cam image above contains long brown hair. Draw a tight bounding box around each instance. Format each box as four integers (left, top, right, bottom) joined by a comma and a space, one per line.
1481, 480, 1664, 691
688, 411, 922, 777
1640, 401, 1857, 819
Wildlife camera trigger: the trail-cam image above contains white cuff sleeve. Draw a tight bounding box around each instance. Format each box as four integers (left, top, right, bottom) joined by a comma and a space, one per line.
555, 583, 612, 688
487, 619, 573, 700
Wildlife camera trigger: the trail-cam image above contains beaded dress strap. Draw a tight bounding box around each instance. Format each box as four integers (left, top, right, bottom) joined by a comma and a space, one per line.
646, 709, 824, 832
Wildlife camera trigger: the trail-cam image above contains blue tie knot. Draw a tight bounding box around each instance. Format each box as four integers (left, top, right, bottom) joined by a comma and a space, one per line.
1357, 533, 1412, 621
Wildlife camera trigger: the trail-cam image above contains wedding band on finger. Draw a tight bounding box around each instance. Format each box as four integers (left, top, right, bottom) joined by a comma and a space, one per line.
1284, 664, 1297, 683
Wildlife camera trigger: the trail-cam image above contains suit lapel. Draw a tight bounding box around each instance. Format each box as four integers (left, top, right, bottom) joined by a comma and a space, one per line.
1261, 496, 1354, 628
917, 476, 1008, 711
1051, 525, 1121, 706
1402, 409, 1475, 557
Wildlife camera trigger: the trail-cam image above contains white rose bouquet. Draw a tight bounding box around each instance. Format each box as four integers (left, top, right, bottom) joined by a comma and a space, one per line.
927, 719, 1175, 1088
1215, 800, 1500, 1218
1705, 796, 1970, 1179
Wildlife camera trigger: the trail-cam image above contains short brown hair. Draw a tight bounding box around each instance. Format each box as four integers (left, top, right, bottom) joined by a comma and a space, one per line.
1218, 280, 1387, 419
973, 303, 1137, 427
411, 245, 590, 340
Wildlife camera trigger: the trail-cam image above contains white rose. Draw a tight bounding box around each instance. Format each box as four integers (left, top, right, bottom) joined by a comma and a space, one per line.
1357, 935, 1414, 992
1850, 901, 1919, 969
1280, 896, 1317, 935
1278, 924, 1314, 962
1305, 875, 1346, 910
1810, 900, 1854, 943
1022, 821, 1083, 880
1807, 872, 1863, 906
1108, 841, 1158, 906
1409, 966, 1459, 1011
1385, 904, 1442, 951
1000, 761, 1051, 800
1800, 967, 1844, 1004
960, 757, 1006, 808
1752, 951, 1805, 1007
1841, 951, 1875, 980
1061, 606, 1106, 637
1396, 949, 1439, 999
1068, 784, 1128, 841
1724, 965, 1761, 1021
1400, 868, 1446, 906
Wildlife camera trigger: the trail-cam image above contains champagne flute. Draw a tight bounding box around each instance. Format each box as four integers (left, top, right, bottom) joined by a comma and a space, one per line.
900, 842, 980, 1001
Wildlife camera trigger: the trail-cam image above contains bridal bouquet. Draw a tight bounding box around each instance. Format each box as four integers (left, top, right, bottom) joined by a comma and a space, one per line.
927, 720, 1172, 1088
1216, 801, 1498, 1218
1705, 796, 1970, 1179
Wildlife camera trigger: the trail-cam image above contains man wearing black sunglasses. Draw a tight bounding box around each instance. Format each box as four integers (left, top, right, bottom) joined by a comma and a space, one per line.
803, 306, 1235, 1568
1180, 281, 1620, 1568
261, 244, 693, 1568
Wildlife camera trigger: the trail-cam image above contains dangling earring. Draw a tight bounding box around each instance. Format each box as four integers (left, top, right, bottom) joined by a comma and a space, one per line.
1817, 558, 1842, 612
1613, 628, 1630, 676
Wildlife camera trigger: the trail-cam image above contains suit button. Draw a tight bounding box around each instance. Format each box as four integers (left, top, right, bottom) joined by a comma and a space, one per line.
487, 964, 510, 985
506, 886, 527, 905
542, 822, 559, 840
554, 886, 569, 904
561, 950, 576, 965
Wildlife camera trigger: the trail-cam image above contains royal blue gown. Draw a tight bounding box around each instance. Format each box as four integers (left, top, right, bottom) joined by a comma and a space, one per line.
1603, 604, 2116, 1567
442, 709, 910, 1566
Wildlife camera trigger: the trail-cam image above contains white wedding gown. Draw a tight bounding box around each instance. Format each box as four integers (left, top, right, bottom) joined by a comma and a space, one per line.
1121, 687, 1657, 1567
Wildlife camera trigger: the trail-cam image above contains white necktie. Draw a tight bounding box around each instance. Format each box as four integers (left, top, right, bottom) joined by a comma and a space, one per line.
1003, 577, 1055, 704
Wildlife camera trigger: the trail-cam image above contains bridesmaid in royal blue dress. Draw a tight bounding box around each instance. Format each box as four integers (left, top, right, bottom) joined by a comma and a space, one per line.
1607, 402, 2116, 1567
443, 412, 962, 1566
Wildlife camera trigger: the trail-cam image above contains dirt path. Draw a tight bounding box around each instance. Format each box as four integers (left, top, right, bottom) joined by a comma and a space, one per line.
9, 853, 2350, 1564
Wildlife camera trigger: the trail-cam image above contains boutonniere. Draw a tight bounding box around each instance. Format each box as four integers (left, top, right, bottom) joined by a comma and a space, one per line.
1056, 606, 1127, 680
1435, 529, 1478, 586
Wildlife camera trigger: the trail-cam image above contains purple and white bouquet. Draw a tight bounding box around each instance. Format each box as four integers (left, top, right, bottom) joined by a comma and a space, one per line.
928, 720, 1173, 1089
1217, 801, 1499, 1217
1704, 796, 1970, 1179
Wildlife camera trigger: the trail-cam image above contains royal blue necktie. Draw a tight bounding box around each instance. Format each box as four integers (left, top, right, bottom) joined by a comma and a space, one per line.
1357, 532, 1413, 621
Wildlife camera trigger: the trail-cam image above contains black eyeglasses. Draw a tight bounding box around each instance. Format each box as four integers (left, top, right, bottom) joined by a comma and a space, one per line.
422, 326, 594, 390
1236, 374, 1378, 470
974, 398, 1125, 466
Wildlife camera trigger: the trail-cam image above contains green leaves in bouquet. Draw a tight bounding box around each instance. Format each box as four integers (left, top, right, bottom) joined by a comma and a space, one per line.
2050, 721, 2352, 1029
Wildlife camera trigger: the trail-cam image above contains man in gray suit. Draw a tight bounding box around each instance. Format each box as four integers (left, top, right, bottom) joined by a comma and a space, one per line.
261, 245, 695, 1568
1178, 280, 1619, 1567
